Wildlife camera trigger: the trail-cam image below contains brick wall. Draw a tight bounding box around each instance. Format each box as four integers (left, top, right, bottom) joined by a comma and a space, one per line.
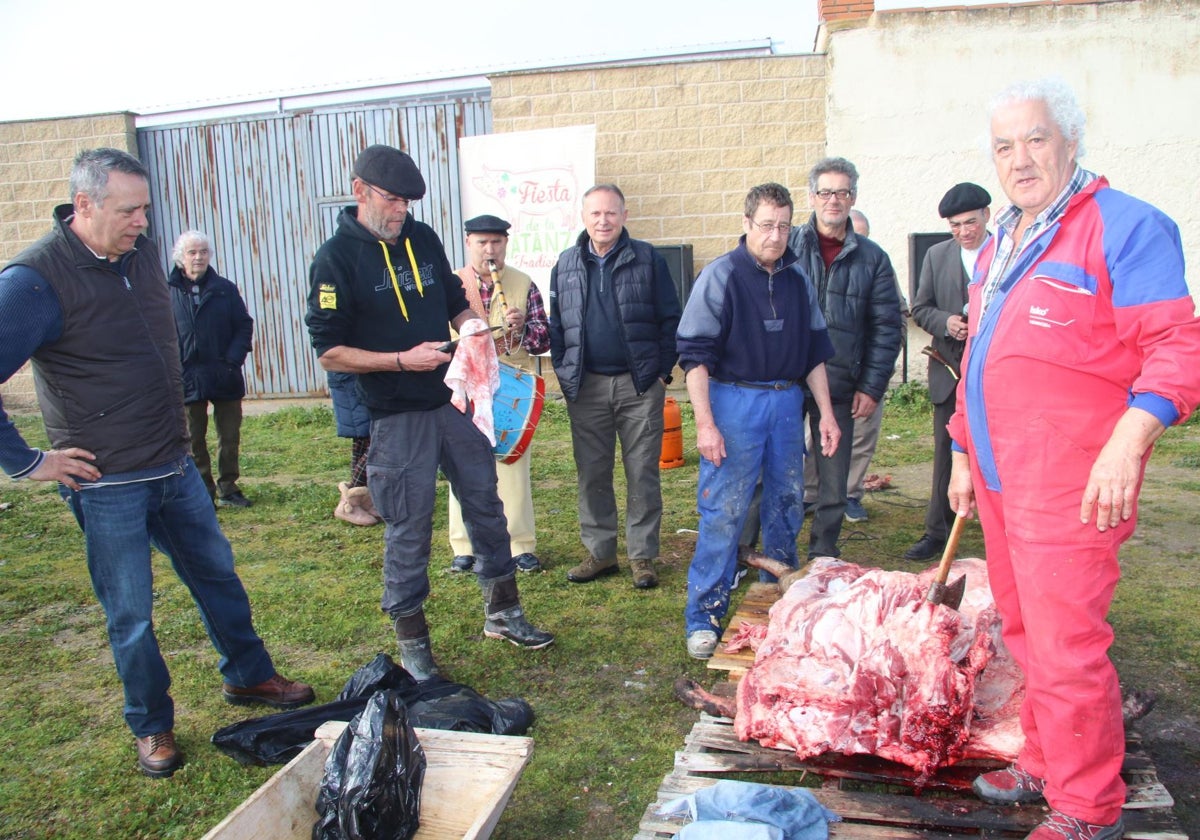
490, 55, 827, 272
0, 113, 138, 409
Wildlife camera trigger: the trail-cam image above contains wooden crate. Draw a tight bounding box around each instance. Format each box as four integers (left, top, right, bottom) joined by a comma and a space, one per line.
203, 721, 533, 840
635, 584, 1186, 840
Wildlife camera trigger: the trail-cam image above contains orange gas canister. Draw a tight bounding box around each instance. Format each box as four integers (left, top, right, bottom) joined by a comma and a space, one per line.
660, 396, 685, 469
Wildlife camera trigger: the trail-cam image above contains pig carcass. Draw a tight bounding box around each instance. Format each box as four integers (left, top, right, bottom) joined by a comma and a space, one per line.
731, 557, 1023, 783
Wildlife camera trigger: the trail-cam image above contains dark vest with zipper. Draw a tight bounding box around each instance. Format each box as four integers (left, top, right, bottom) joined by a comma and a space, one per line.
8, 205, 189, 474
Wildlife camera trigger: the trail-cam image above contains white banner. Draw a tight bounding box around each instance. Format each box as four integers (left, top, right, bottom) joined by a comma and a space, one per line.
458, 125, 596, 293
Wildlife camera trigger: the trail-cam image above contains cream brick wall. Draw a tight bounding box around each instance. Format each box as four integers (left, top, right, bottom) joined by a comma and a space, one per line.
0, 113, 138, 410
491, 55, 827, 273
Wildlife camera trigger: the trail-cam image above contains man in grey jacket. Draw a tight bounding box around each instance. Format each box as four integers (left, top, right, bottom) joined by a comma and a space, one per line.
905, 182, 990, 560
787, 157, 904, 559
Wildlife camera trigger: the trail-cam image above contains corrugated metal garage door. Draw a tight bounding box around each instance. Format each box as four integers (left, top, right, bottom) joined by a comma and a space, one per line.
137, 96, 491, 398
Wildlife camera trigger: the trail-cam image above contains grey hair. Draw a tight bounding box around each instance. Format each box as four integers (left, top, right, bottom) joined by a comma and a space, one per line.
172, 230, 211, 267
849, 209, 870, 237
808, 157, 859, 194
744, 183, 793, 218
988, 76, 1087, 158
583, 183, 626, 207
69, 148, 149, 207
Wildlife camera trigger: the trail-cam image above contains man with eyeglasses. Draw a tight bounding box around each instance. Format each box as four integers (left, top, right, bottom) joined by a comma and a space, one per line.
306, 145, 554, 683
167, 230, 255, 509
678, 183, 839, 659
903, 182, 991, 561
948, 78, 1200, 840
787, 158, 904, 560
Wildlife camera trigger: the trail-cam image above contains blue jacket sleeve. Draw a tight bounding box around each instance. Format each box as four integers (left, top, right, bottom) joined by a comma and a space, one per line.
0, 265, 64, 477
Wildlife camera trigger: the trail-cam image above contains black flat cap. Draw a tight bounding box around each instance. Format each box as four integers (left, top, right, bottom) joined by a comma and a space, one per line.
938, 182, 991, 218
353, 145, 426, 200
464, 214, 511, 235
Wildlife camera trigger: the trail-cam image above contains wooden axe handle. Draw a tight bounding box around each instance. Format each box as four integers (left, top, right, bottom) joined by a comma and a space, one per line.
934, 514, 967, 586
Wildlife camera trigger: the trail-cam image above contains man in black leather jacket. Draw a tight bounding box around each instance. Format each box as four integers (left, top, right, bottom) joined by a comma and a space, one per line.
787, 157, 904, 559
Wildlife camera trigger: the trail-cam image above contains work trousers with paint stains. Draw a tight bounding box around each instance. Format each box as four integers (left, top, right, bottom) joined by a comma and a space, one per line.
685, 381, 806, 636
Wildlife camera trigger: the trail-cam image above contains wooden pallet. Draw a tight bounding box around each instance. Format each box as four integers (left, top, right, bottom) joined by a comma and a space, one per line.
635, 584, 1187, 840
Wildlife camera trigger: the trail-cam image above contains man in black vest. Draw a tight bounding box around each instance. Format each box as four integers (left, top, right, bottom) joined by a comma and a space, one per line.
549, 184, 681, 590
0, 148, 314, 779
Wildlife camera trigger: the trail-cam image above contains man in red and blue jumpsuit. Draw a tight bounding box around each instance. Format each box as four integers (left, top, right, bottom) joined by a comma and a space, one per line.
948, 78, 1200, 840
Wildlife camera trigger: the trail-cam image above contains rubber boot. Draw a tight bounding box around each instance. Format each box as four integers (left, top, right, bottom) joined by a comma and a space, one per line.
392, 609, 440, 681
335, 482, 379, 526
479, 575, 555, 649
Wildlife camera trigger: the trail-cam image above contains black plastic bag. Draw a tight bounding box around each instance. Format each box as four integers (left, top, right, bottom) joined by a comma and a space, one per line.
313, 689, 426, 840
212, 653, 534, 766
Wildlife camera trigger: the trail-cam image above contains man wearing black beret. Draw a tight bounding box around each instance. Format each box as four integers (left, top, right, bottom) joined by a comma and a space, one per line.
305, 145, 554, 682
903, 181, 991, 560
446, 213, 549, 575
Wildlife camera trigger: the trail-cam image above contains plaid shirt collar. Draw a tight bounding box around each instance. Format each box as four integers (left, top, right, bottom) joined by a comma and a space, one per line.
982, 165, 1095, 314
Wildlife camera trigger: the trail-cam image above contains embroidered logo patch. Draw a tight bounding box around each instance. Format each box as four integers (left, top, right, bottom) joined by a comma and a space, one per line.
318, 283, 337, 310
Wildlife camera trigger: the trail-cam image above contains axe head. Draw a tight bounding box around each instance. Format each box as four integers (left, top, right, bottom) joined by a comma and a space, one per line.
926, 574, 967, 610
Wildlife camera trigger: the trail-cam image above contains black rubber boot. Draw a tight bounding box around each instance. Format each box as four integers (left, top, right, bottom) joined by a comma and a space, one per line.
479, 575, 555, 649
392, 609, 440, 681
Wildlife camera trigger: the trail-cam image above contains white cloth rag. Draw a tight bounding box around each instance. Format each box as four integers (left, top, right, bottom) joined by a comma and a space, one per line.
444, 317, 500, 445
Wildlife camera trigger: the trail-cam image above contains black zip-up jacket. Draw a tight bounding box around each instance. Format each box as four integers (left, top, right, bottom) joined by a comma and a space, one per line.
7, 205, 189, 473
787, 217, 904, 403
549, 229, 680, 401
305, 206, 469, 417
168, 265, 253, 403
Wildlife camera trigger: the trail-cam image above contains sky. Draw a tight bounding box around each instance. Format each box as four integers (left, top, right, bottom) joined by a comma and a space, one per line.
0, 0, 822, 121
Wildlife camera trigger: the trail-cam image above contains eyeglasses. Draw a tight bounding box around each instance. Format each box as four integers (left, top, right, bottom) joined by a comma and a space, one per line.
750, 220, 792, 235
365, 183, 417, 207
814, 189, 854, 202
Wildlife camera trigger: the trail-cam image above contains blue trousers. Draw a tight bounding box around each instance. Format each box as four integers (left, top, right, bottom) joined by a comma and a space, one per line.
368, 404, 513, 617
60, 457, 275, 737
685, 382, 806, 635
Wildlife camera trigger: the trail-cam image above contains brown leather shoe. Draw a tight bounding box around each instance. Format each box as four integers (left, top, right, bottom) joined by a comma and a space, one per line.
223, 673, 316, 709
566, 556, 619, 583
136, 730, 183, 778
630, 559, 658, 589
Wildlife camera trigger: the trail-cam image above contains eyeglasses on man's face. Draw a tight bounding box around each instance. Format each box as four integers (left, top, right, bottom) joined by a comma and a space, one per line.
749, 220, 792, 235
813, 189, 854, 202
366, 183, 418, 207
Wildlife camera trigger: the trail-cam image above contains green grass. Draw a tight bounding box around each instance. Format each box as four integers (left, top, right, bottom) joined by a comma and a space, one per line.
0, 390, 1197, 839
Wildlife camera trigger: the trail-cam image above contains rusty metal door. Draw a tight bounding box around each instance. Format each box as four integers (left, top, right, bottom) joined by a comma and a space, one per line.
137, 95, 491, 397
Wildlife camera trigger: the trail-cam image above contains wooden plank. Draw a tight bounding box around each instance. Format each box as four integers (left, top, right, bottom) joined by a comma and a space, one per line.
203, 721, 533, 840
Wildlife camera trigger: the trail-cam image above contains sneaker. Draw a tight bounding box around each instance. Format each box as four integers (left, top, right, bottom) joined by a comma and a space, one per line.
973, 763, 1046, 805
566, 556, 619, 583
687, 630, 720, 660
844, 497, 867, 523
135, 730, 183, 778
450, 555, 475, 573
514, 553, 543, 573
630, 559, 658, 589
216, 491, 253, 508
1027, 811, 1124, 840
223, 673, 315, 709
731, 564, 749, 590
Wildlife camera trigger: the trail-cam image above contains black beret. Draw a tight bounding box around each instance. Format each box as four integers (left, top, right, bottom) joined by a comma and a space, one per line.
353, 145, 426, 200
464, 214, 511, 235
938, 182, 991, 218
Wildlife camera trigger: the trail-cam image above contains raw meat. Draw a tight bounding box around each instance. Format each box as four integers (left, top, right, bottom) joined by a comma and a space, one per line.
733, 557, 1023, 783
444, 318, 500, 444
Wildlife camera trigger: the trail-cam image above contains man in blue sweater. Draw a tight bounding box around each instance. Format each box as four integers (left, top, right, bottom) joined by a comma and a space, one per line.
677, 183, 840, 659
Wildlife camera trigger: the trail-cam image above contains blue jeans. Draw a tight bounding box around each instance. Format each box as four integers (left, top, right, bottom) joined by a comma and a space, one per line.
685, 382, 806, 635
60, 457, 275, 737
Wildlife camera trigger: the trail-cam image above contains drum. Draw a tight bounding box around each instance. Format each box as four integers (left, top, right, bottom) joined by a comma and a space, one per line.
492, 362, 545, 464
